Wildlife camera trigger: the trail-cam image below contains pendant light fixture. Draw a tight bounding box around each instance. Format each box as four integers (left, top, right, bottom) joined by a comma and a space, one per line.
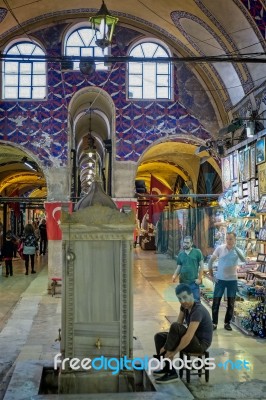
90, 1, 119, 49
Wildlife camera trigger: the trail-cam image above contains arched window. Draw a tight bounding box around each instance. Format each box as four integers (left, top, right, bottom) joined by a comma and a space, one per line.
3, 41, 46, 100
65, 27, 107, 71
128, 41, 172, 100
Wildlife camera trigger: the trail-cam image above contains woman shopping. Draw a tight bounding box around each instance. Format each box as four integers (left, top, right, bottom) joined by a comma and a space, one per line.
22, 224, 38, 275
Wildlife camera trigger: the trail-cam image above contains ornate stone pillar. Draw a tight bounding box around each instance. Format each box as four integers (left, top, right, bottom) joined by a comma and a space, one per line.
58, 200, 135, 394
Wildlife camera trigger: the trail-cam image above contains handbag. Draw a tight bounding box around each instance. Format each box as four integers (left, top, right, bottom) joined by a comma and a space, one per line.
18, 241, 24, 260
23, 245, 36, 255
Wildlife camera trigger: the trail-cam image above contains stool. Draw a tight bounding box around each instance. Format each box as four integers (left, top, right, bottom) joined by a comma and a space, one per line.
179, 350, 210, 383
51, 277, 62, 296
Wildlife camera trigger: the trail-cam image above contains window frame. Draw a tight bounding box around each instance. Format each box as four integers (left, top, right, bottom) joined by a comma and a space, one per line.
127, 39, 173, 101
2, 40, 47, 101
64, 25, 110, 72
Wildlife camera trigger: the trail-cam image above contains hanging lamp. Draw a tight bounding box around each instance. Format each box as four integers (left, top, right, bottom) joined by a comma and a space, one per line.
90, 1, 118, 49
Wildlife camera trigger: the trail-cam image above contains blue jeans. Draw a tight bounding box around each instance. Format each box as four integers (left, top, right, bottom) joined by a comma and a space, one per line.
189, 282, 201, 302
212, 279, 237, 325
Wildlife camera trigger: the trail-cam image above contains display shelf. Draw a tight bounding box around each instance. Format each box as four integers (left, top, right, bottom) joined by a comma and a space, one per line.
236, 291, 258, 301
229, 216, 259, 220
231, 319, 254, 336
213, 221, 228, 227
236, 237, 257, 240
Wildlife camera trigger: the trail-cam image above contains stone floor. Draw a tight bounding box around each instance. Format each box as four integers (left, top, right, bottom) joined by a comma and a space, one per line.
0, 248, 266, 399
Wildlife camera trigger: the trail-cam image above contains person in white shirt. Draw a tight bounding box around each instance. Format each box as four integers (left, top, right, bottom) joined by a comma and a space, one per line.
208, 232, 246, 331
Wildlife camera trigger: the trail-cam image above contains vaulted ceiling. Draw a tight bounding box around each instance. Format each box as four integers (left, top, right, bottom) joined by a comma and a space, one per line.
0, 0, 265, 197
0, 0, 265, 121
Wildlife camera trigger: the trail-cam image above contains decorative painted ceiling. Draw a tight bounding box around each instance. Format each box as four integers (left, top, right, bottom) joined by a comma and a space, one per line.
0, 0, 265, 115
0, 0, 265, 197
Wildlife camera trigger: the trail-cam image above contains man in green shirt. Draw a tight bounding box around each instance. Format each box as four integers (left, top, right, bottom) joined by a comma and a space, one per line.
172, 236, 204, 302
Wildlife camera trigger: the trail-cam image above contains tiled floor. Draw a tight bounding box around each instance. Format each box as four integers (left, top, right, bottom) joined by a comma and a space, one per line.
133, 248, 266, 399
0, 248, 266, 399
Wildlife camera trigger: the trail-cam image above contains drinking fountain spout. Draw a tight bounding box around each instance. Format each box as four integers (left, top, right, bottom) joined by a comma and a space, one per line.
55, 328, 61, 342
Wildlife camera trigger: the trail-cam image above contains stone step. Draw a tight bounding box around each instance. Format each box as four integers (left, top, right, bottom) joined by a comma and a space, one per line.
147, 372, 195, 400
4, 359, 194, 400
31, 394, 180, 400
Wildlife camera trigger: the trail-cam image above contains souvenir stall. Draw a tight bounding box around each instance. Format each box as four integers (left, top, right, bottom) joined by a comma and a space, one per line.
166, 206, 190, 258
152, 205, 217, 258
202, 135, 266, 337
139, 211, 156, 250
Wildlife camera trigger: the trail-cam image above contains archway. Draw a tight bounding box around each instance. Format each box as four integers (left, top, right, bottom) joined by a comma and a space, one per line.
68, 87, 116, 199
0, 142, 47, 253
135, 138, 222, 256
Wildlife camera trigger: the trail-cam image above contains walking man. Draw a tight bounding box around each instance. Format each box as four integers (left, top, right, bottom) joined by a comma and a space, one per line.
208, 232, 246, 331
39, 219, 48, 255
172, 236, 204, 302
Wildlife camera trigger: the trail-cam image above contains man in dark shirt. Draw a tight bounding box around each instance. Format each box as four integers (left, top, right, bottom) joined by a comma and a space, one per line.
153, 283, 213, 383
39, 219, 48, 255
172, 236, 204, 302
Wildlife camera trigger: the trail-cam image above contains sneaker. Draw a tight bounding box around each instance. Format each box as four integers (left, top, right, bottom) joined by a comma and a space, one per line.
213, 324, 217, 330
224, 323, 232, 331
31, 270, 36, 274
25, 272, 28, 275
153, 367, 169, 376
155, 371, 178, 384
153, 352, 166, 360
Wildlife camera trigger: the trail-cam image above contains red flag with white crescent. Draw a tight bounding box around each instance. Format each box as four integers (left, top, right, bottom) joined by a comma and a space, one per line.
149, 175, 173, 224
45, 202, 72, 240
9, 188, 20, 218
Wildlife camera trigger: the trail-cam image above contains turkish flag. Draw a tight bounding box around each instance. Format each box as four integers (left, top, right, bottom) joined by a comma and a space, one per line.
149, 175, 172, 225
114, 200, 137, 214
9, 189, 20, 218
45, 202, 73, 240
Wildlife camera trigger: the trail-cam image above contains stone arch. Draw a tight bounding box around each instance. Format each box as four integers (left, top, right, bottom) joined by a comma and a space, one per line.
135, 134, 221, 195
0, 140, 47, 198
68, 86, 116, 196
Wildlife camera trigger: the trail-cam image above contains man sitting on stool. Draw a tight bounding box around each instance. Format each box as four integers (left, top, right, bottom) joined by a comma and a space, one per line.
153, 283, 213, 383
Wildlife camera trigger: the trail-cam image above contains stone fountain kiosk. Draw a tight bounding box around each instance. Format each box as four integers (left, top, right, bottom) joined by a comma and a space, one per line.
58, 191, 135, 394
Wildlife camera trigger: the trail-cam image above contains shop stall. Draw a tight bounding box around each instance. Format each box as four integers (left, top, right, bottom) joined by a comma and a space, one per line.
204, 132, 266, 338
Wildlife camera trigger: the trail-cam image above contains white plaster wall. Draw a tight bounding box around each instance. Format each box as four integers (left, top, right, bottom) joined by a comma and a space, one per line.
112, 161, 136, 198
45, 167, 70, 202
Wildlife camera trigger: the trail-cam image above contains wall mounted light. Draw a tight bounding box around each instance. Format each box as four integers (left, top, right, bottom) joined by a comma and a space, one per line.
219, 111, 266, 138
21, 157, 39, 171
218, 119, 244, 136
246, 120, 255, 137
194, 145, 209, 155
